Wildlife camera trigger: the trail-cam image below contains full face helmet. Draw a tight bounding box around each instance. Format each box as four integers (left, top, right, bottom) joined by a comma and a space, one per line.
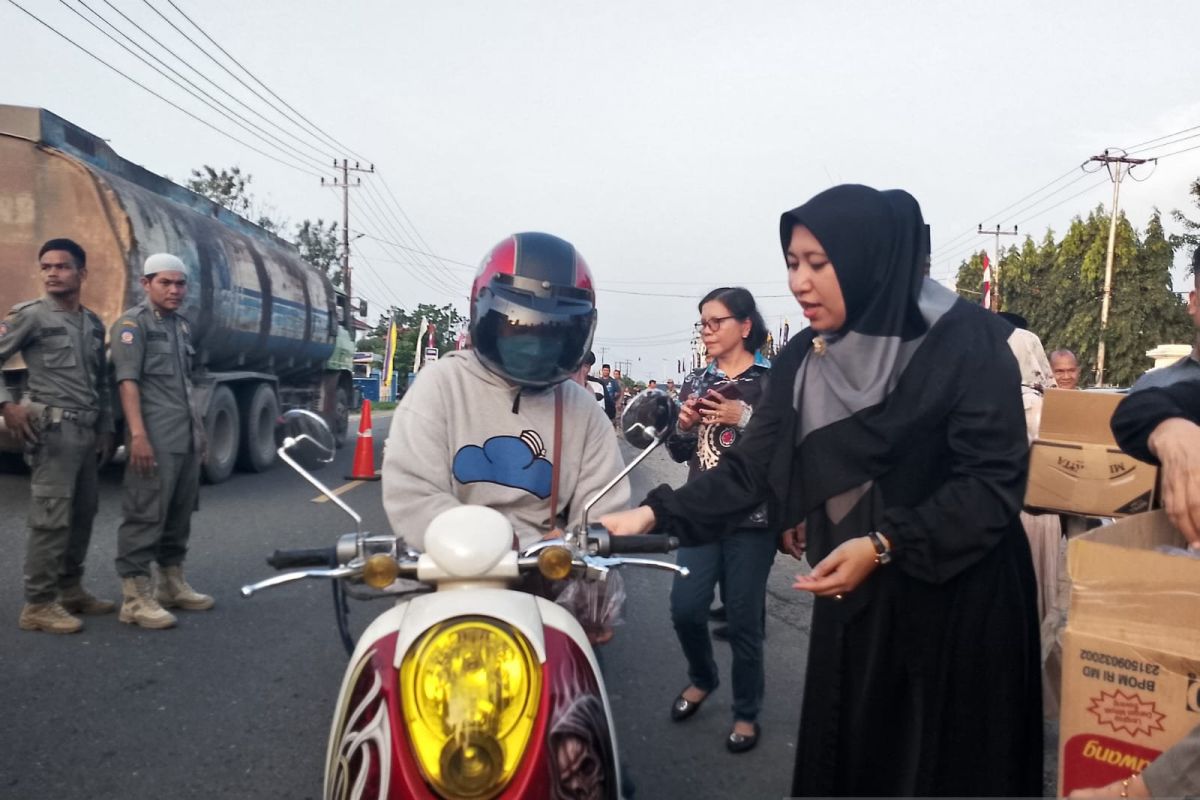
469, 232, 597, 389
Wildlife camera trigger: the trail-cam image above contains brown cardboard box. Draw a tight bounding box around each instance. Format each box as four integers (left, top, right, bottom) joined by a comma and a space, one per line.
1024, 389, 1157, 517
1057, 510, 1200, 796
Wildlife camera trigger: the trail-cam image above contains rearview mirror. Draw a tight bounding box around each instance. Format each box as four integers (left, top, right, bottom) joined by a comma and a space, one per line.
280, 409, 335, 467
621, 389, 677, 448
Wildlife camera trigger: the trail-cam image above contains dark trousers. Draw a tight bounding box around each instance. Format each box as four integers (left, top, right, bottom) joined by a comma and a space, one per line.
23, 420, 98, 602
115, 447, 200, 577
670, 528, 777, 723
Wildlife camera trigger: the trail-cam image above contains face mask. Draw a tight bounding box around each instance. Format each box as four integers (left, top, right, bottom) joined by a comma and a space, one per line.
496, 333, 567, 384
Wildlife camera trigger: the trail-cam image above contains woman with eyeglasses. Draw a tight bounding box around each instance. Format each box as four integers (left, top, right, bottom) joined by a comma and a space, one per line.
663, 286, 776, 754
602, 186, 1041, 796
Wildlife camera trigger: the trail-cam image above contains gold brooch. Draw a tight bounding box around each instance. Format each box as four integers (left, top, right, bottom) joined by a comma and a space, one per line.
812, 337, 827, 356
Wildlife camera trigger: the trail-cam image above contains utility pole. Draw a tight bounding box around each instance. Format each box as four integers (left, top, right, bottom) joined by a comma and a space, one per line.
1088, 149, 1147, 386
599, 346, 609, 364
976, 224, 1019, 311
321, 159, 374, 335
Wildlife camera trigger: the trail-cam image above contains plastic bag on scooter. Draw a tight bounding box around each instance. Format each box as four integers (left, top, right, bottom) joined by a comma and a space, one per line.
555, 571, 627, 646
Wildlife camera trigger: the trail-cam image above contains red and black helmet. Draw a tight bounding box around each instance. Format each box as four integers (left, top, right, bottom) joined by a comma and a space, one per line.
470, 232, 597, 388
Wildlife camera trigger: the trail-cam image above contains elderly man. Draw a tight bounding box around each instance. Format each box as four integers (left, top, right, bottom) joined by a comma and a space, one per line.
1132, 251, 1200, 391
1, 239, 114, 633
1049, 349, 1081, 390
111, 253, 212, 629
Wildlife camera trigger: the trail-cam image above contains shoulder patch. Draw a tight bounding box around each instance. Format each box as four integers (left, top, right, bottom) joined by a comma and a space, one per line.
119, 330, 136, 345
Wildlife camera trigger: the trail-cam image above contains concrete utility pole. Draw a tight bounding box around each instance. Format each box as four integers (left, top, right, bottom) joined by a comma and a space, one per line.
321, 159, 374, 334
1088, 149, 1147, 387
976, 224, 1018, 311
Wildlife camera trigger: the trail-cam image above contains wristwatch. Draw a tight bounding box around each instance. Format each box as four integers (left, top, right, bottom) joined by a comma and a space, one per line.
867, 531, 892, 565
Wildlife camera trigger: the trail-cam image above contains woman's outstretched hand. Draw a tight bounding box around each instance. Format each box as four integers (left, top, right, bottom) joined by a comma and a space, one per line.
598, 505, 657, 536
793, 536, 878, 598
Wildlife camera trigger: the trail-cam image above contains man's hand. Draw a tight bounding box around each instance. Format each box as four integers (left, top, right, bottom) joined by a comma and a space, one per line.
598, 505, 656, 536
780, 524, 806, 561
1148, 417, 1200, 548
1, 403, 37, 444
793, 536, 878, 598
128, 432, 156, 477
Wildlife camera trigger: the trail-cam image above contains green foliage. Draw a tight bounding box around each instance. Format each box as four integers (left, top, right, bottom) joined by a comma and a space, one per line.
950, 207, 1193, 387
187, 166, 253, 215
371, 303, 467, 374
1169, 177, 1200, 271
295, 219, 342, 286
954, 251, 986, 300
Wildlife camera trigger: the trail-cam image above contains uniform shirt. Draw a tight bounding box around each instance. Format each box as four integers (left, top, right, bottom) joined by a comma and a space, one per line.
110, 302, 195, 454
0, 296, 112, 432
1130, 346, 1200, 391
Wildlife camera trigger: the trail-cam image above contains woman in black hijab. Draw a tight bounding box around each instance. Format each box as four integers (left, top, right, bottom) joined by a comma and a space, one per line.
601, 185, 1043, 796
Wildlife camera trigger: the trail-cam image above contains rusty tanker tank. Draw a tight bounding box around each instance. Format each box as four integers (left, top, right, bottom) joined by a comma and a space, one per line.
0, 105, 356, 482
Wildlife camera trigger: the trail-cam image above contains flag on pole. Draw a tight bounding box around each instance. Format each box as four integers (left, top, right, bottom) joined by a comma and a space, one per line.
981, 253, 993, 310
381, 318, 398, 391
412, 318, 428, 374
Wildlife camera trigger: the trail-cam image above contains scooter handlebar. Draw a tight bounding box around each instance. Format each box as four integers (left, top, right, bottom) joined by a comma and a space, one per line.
603, 533, 679, 555
267, 547, 337, 570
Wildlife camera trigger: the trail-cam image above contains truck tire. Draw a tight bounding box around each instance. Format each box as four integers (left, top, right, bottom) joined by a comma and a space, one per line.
333, 384, 351, 449
203, 385, 240, 484
237, 382, 280, 472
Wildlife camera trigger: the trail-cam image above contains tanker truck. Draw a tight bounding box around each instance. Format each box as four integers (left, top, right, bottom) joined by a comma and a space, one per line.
0, 105, 356, 483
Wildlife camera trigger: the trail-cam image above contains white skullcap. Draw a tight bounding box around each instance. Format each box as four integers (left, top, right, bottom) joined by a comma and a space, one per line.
143, 252, 188, 276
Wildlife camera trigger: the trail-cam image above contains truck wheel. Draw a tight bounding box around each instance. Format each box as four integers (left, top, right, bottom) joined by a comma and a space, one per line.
333, 385, 351, 449
237, 382, 280, 472
203, 385, 240, 484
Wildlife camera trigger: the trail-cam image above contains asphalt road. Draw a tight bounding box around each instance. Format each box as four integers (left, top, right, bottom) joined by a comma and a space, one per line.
0, 414, 1057, 798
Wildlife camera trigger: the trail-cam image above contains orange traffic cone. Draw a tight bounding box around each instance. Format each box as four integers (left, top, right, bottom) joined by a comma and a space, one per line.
345, 399, 381, 481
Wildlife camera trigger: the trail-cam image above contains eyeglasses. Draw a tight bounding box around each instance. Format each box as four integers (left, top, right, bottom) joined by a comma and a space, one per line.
698, 315, 736, 332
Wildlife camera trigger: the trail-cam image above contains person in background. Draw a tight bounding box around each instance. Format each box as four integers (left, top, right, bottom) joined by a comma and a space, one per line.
1131, 251, 1199, 391
1, 239, 115, 633
1068, 378, 1200, 799
1050, 349, 1082, 390
611, 367, 626, 423
597, 363, 619, 421
111, 253, 213, 630
601, 184, 1042, 796
665, 378, 678, 400
647, 379, 658, 390
575, 350, 608, 412
664, 286, 775, 754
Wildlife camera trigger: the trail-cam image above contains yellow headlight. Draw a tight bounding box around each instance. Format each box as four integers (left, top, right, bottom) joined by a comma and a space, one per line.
400, 618, 541, 799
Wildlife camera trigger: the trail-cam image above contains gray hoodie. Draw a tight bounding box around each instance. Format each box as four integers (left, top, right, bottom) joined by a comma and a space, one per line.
382, 350, 630, 550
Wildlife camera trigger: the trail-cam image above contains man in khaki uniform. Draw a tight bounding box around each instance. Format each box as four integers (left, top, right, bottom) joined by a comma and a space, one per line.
0, 238, 115, 633
111, 253, 212, 630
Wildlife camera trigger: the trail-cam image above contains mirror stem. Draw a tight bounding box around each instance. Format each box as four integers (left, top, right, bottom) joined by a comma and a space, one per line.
278, 441, 363, 533
581, 426, 668, 532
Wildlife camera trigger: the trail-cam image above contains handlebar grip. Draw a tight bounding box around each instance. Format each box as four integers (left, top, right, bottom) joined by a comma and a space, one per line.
606, 534, 679, 554
267, 547, 337, 570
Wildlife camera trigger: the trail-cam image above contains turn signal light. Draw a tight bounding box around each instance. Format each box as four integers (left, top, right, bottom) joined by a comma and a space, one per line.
362, 553, 399, 588
537, 546, 574, 581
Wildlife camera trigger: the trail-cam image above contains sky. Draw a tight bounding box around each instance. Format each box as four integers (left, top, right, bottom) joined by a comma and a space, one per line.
2, 0, 1199, 382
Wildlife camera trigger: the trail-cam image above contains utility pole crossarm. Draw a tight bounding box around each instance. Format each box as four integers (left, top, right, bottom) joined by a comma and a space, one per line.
321, 159, 375, 335
977, 224, 1018, 311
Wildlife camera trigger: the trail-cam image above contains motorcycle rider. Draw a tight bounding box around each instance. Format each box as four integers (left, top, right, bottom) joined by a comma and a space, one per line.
381, 232, 630, 551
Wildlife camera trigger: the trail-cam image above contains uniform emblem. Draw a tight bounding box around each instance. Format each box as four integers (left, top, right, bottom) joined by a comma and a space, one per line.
120, 319, 138, 328
719, 429, 736, 447
120, 330, 135, 345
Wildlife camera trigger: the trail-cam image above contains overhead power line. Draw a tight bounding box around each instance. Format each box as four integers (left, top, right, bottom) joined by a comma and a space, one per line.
5, 0, 323, 177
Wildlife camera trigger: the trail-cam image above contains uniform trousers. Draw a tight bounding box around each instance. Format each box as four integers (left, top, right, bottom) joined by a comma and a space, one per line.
115, 446, 200, 577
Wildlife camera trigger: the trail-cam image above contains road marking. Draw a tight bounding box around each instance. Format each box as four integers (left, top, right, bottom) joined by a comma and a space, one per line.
311, 472, 381, 503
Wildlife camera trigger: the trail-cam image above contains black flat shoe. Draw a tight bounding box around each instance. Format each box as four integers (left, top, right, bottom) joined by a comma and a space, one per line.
726, 722, 760, 753
708, 605, 727, 622
670, 688, 710, 722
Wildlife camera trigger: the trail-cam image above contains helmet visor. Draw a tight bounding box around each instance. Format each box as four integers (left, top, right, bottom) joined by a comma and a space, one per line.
473, 283, 596, 388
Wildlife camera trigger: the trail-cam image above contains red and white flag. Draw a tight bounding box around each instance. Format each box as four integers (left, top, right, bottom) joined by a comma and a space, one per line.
981, 253, 992, 310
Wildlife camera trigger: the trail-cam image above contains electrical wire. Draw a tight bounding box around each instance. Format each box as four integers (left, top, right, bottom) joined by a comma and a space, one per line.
5, 0, 323, 177
96, 0, 337, 164
361, 179, 463, 290
353, 190, 462, 296
154, 0, 370, 164
1123, 123, 1200, 153
61, 0, 329, 173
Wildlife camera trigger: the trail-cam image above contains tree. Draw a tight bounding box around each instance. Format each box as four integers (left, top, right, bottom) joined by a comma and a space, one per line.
187, 166, 253, 216
371, 303, 467, 375
951, 206, 1193, 387
953, 251, 986, 301
1170, 177, 1200, 271
295, 219, 342, 286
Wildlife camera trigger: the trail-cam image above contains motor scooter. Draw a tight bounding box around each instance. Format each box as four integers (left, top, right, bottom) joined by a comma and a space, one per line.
242, 391, 684, 800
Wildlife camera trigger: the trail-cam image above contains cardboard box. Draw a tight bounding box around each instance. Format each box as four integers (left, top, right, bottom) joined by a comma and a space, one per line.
1025, 389, 1157, 517
1057, 510, 1200, 796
